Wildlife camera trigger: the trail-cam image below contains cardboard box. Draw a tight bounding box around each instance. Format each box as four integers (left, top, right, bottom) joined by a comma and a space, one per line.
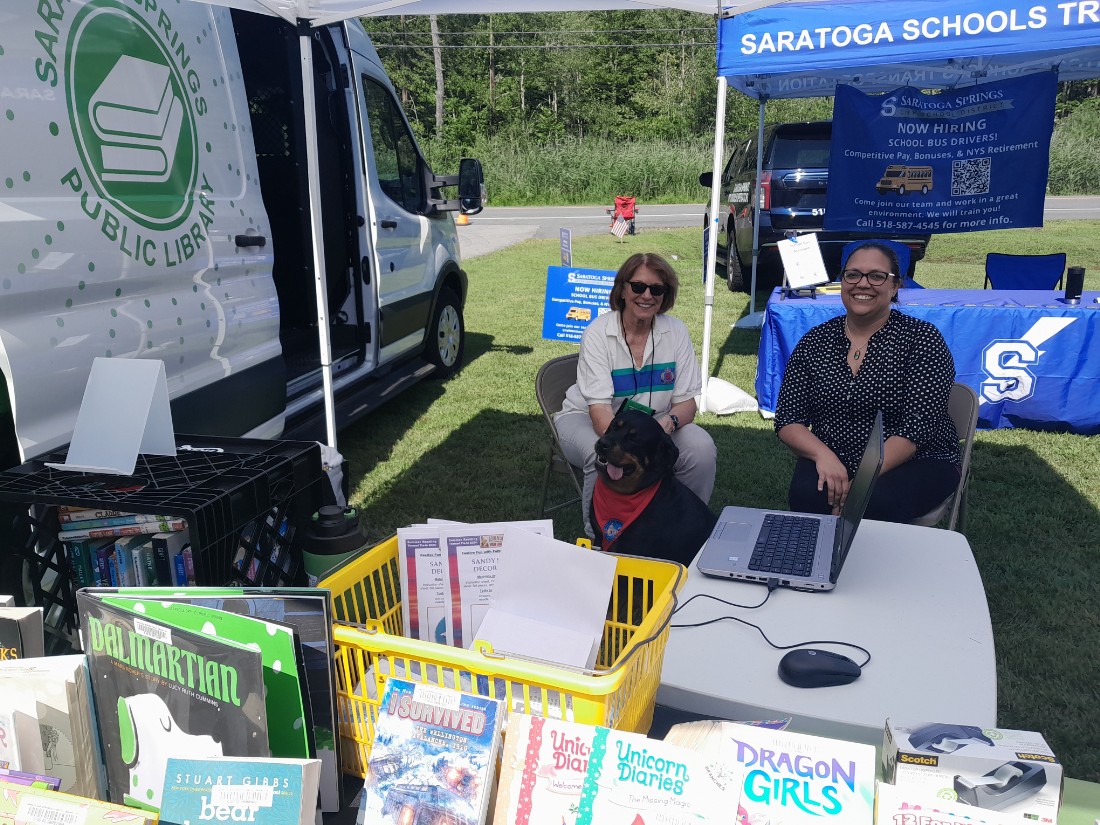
882, 720, 1062, 824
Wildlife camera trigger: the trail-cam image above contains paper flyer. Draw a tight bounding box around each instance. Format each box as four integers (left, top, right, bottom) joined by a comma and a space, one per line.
397, 527, 452, 645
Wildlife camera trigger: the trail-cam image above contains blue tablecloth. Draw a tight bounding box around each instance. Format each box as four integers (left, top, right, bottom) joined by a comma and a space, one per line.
756, 288, 1100, 434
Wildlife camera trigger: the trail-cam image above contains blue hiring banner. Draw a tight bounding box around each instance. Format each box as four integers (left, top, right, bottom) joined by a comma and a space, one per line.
825, 73, 1056, 234
542, 265, 615, 342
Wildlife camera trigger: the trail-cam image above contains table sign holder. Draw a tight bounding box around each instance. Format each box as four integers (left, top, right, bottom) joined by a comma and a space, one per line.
44, 357, 176, 476
777, 232, 830, 300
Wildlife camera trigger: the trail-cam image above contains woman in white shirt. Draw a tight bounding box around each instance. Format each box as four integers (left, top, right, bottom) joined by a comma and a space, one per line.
554, 253, 717, 535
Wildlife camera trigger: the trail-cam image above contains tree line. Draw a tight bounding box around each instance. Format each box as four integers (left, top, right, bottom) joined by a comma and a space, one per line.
359, 13, 1100, 200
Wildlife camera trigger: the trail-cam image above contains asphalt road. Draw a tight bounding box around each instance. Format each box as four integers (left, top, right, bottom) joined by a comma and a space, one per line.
457, 196, 1100, 260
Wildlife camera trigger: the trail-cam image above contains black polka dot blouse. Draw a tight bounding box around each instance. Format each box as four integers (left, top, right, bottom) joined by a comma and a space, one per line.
774, 309, 961, 476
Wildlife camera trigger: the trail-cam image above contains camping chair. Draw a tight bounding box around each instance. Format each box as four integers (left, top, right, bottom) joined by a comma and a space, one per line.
984, 252, 1066, 290
535, 353, 584, 519
911, 382, 979, 533
606, 196, 638, 236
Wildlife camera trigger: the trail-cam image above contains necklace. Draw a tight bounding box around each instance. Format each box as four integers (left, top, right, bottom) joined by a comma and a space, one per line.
844, 319, 875, 362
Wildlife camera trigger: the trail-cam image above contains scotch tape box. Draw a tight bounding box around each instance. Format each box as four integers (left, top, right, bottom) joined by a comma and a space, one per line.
882, 720, 1062, 824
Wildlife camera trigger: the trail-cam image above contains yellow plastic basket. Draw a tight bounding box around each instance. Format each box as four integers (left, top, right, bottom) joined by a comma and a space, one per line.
322, 535, 685, 778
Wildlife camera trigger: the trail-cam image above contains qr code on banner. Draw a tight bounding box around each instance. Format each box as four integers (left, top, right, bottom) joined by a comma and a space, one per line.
952, 157, 991, 196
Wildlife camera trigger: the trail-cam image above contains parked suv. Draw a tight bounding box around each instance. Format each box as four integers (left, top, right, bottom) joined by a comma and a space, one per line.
700, 121, 930, 292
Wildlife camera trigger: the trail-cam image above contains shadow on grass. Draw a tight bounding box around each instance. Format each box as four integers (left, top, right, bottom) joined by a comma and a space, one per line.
964, 440, 1100, 782
712, 323, 764, 380
464, 332, 533, 361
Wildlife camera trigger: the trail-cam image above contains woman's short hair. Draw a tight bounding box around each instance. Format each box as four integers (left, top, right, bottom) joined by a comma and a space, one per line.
609, 253, 680, 313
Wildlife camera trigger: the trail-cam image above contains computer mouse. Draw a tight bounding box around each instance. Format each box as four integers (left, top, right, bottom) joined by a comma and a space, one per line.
778, 648, 862, 688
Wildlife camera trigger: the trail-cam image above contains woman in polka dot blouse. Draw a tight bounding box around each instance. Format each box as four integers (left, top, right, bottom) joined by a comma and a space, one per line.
774, 240, 961, 523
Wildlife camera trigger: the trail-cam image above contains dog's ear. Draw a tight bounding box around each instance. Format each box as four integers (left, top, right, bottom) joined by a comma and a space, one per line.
658, 431, 679, 475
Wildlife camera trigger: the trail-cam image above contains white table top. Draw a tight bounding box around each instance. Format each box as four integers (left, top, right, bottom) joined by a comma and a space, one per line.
657, 519, 997, 746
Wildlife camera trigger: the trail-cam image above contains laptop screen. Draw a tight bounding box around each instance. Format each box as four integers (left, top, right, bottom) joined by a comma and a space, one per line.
831, 411, 885, 581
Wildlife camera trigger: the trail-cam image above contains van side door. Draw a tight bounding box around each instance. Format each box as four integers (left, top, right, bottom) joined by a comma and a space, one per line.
354, 68, 436, 364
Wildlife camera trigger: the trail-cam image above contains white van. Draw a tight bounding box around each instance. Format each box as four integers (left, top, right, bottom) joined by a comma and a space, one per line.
0, 1, 483, 467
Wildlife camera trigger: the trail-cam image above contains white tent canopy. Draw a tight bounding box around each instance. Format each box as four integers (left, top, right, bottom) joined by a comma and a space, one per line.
199, 0, 766, 23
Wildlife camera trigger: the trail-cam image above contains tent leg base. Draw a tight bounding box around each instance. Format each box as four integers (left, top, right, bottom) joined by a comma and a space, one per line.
733, 311, 765, 330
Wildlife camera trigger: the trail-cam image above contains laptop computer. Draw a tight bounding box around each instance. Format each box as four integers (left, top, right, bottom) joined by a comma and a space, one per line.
696, 411, 885, 592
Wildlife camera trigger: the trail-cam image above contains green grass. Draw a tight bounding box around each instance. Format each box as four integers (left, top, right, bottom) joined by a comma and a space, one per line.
340, 223, 1100, 781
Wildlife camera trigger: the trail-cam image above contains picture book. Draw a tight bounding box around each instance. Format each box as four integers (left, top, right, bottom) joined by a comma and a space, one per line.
158, 756, 322, 825
719, 722, 876, 825
96, 594, 313, 761
0, 766, 61, 789
575, 727, 742, 825
89, 587, 342, 813
0, 654, 104, 798
493, 715, 645, 825
0, 709, 40, 774
75, 591, 269, 812
874, 781, 1023, 825
397, 527, 452, 646
0, 607, 44, 660
357, 678, 504, 825
0, 777, 157, 824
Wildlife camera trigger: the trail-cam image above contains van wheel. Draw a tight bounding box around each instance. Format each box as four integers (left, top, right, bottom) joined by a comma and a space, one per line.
725, 245, 746, 292
921, 185, 929, 195
427, 288, 464, 378
897, 185, 906, 195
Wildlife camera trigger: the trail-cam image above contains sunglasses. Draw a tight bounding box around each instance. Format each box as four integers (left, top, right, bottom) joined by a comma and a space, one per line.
841, 269, 896, 286
627, 281, 668, 297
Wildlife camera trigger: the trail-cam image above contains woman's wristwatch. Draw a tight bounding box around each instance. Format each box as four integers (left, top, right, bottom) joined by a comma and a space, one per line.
668, 413, 680, 432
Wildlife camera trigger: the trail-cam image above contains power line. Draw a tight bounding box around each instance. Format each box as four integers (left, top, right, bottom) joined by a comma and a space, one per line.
370, 27, 714, 35
374, 42, 716, 50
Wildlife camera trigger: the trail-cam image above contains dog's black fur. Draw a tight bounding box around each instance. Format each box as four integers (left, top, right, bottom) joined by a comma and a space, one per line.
590, 409, 717, 567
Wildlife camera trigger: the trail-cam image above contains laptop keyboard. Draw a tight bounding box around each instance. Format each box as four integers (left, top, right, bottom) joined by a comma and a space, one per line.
748, 513, 821, 576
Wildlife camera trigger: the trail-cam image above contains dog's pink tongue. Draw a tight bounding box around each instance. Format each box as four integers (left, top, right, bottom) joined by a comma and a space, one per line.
607, 463, 624, 481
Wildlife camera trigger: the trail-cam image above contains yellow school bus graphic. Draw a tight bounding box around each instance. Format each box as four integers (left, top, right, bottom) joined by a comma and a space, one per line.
566, 306, 592, 321
877, 165, 934, 195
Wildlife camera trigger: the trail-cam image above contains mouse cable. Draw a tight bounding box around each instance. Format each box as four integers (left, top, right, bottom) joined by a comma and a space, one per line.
670, 589, 872, 669
671, 589, 774, 616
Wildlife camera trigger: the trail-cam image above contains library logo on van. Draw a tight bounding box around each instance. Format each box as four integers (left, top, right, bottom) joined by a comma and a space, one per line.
32, 0, 215, 267
64, 0, 202, 230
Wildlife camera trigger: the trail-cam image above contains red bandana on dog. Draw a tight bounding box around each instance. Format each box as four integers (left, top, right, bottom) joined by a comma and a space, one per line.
593, 477, 662, 549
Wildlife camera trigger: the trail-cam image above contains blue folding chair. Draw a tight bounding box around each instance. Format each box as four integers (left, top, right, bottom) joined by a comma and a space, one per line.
984, 252, 1066, 290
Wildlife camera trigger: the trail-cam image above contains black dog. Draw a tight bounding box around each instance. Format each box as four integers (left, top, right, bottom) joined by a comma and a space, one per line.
590, 409, 717, 567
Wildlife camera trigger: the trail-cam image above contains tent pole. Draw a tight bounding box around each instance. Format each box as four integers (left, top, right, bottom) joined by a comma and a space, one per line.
700, 73, 728, 414
733, 97, 767, 330
298, 15, 339, 450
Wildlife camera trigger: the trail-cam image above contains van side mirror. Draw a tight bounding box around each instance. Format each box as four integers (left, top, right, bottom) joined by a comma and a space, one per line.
424, 158, 485, 215
458, 158, 484, 215
699, 171, 713, 187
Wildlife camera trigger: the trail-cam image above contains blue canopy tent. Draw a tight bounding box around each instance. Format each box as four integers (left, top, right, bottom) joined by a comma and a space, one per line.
700, 0, 1100, 409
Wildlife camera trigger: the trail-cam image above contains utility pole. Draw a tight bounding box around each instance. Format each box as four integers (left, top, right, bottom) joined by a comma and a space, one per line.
430, 15, 444, 137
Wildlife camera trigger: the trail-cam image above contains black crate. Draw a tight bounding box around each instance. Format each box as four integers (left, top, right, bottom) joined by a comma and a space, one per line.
0, 436, 326, 652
